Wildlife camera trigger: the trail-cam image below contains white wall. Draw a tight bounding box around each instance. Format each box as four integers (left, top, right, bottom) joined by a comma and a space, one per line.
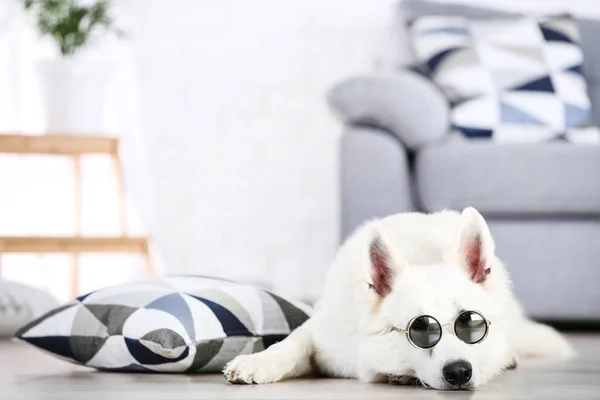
124, 0, 600, 302
125, 0, 397, 301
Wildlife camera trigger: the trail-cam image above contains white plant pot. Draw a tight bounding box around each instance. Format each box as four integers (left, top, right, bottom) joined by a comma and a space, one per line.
36, 58, 111, 134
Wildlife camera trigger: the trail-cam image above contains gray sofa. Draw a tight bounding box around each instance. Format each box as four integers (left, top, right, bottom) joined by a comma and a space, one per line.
330, 0, 600, 321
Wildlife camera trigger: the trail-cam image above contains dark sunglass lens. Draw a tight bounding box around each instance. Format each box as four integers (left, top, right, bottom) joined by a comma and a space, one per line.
455, 311, 488, 344
408, 315, 442, 349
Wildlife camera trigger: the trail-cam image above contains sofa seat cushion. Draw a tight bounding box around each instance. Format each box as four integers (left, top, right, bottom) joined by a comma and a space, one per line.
416, 142, 600, 215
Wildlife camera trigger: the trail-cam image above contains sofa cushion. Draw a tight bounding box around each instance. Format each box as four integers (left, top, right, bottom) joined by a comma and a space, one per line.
15, 276, 311, 373
400, 0, 600, 129
408, 14, 600, 144
416, 142, 600, 215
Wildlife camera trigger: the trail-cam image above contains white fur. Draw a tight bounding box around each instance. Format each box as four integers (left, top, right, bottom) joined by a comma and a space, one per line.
224, 208, 574, 389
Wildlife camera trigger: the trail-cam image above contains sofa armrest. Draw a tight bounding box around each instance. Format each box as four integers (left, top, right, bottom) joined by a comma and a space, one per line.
340, 126, 415, 241
328, 70, 449, 150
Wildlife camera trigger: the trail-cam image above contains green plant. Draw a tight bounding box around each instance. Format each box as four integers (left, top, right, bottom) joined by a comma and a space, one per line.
22, 0, 124, 57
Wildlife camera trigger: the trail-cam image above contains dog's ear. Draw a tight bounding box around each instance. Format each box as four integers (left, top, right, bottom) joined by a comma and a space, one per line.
368, 223, 407, 297
450, 207, 495, 284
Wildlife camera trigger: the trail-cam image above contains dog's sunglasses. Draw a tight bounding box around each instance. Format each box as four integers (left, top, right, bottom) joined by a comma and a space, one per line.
392, 310, 491, 349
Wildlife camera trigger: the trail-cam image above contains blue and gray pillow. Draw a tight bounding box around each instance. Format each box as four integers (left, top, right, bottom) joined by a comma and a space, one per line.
409, 15, 600, 144
14, 276, 311, 373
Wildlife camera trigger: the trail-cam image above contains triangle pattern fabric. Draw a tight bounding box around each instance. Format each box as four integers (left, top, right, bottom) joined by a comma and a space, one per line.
187, 339, 224, 373
122, 307, 191, 343
435, 65, 494, 101
200, 337, 259, 372
492, 70, 545, 91
427, 46, 464, 73
14, 302, 77, 338
72, 305, 109, 338
541, 18, 580, 42
191, 296, 251, 337
70, 336, 108, 363
261, 334, 288, 349
84, 304, 137, 336
544, 44, 582, 72
512, 76, 555, 92
409, 14, 599, 143
85, 336, 139, 369
493, 45, 545, 65
501, 92, 564, 129
146, 293, 195, 340
477, 42, 546, 72
22, 336, 76, 360
219, 285, 264, 334
552, 72, 589, 107
181, 293, 226, 341
540, 25, 574, 43
434, 47, 479, 73
471, 17, 542, 47
258, 290, 291, 334
19, 303, 81, 338
452, 96, 498, 128
266, 292, 310, 331
14, 276, 312, 373
565, 104, 591, 127
500, 102, 545, 125
188, 289, 256, 335
565, 64, 583, 75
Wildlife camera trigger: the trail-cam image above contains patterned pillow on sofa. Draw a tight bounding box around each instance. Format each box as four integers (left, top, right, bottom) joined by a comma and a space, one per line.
14, 276, 311, 373
409, 15, 600, 144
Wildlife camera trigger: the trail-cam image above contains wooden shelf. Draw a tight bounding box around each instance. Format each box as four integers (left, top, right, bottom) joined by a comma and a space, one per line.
0, 134, 118, 155
0, 133, 154, 298
0, 236, 149, 253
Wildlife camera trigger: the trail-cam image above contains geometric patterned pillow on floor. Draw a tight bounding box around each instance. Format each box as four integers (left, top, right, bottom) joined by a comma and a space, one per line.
14, 276, 311, 373
409, 15, 600, 144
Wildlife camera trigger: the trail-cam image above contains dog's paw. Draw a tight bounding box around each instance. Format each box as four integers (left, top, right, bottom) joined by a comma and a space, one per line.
514, 321, 576, 360
223, 354, 283, 384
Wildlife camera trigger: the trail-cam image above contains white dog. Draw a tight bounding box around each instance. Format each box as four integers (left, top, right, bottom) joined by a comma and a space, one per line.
224, 208, 574, 390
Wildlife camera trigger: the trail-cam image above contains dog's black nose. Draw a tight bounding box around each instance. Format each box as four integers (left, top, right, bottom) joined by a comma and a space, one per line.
443, 360, 472, 386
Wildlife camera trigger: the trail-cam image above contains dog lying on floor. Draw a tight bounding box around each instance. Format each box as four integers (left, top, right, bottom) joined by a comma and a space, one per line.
224, 208, 574, 390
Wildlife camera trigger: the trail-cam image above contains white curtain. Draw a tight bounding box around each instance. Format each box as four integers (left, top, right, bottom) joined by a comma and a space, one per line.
0, 1, 161, 303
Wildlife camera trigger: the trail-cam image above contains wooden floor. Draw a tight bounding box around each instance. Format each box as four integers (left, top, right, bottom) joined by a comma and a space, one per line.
2, 334, 600, 399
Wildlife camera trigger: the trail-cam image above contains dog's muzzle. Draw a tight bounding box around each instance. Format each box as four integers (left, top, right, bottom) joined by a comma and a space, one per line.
443, 360, 472, 387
